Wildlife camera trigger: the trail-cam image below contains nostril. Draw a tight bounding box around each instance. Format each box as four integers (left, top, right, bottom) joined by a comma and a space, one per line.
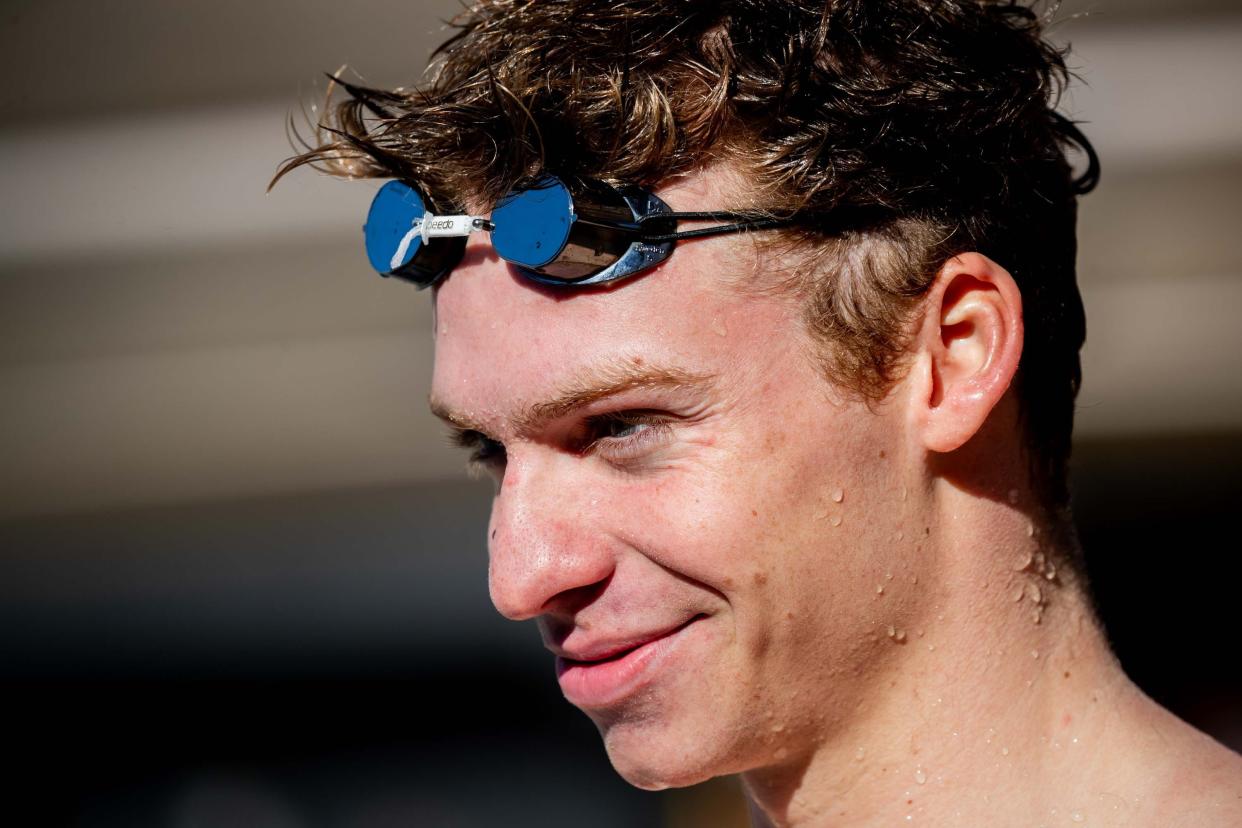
542, 571, 614, 616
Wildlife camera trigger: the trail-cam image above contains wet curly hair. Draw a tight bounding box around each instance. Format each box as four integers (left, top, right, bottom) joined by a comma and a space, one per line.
275, 0, 1099, 509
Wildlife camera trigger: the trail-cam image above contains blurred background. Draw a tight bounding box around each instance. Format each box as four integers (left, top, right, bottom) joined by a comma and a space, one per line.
1, 1, 1240, 824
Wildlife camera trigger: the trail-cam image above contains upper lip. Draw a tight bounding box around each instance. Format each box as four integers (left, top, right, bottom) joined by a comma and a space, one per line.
548, 616, 702, 663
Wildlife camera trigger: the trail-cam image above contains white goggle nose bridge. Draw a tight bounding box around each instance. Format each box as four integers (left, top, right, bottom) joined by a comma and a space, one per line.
390, 212, 493, 271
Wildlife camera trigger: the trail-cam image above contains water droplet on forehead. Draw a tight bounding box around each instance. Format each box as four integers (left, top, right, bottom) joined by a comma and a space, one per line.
1071, 812, 1084, 822
914, 768, 927, 784
831, 488, 845, 503
830, 514, 843, 527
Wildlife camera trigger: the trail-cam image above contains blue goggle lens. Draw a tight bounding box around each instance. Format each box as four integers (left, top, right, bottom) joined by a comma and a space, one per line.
365, 180, 426, 275
490, 177, 574, 269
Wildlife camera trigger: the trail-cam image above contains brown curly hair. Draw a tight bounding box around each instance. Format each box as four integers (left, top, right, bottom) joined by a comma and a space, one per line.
274, 0, 1099, 508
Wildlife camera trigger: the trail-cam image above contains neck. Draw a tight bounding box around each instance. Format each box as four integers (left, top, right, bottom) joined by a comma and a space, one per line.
740, 489, 1145, 827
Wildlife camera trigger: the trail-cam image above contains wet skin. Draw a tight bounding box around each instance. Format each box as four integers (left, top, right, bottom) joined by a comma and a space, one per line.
428, 172, 1242, 825
429, 173, 926, 790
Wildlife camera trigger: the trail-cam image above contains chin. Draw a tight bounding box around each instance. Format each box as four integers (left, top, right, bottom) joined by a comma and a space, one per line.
598, 715, 737, 791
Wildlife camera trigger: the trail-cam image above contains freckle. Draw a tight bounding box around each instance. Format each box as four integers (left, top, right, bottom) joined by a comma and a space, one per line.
1062, 713, 1072, 727
786, 611, 795, 620
1063, 671, 1070, 678
753, 571, 768, 585
880, 450, 887, 459
723, 577, 735, 589
752, 509, 758, 517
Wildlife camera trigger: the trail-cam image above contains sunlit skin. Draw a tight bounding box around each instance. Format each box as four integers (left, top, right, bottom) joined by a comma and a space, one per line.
428, 171, 1242, 826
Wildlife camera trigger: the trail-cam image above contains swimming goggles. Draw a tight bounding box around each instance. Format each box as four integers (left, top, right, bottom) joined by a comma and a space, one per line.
363, 175, 795, 289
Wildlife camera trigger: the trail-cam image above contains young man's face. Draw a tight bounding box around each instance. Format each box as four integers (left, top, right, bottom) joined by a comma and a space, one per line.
430, 172, 928, 788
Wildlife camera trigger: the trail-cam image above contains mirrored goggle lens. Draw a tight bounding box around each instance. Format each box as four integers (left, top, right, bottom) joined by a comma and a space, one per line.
490, 177, 574, 269
365, 180, 427, 275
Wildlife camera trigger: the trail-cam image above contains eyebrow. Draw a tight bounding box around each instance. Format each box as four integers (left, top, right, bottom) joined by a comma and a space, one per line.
429, 357, 715, 437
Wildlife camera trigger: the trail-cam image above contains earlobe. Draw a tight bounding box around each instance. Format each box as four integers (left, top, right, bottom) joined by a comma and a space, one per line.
915, 252, 1024, 454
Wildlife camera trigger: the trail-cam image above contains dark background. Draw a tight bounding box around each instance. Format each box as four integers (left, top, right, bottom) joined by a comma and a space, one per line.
2, 1, 1241, 825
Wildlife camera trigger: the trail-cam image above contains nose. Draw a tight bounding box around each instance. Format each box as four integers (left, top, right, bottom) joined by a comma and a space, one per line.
487, 451, 614, 621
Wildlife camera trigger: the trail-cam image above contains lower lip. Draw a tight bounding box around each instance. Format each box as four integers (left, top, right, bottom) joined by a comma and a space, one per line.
556, 618, 701, 709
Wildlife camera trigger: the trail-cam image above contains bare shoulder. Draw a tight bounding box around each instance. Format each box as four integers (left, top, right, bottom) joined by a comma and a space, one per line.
1140, 706, 1242, 827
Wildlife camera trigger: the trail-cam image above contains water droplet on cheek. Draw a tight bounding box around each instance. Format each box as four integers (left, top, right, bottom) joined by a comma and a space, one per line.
831, 488, 845, 503
914, 768, 927, 784
830, 515, 843, 527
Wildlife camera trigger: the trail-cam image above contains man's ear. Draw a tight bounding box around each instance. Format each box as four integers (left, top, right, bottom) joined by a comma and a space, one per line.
908, 252, 1023, 454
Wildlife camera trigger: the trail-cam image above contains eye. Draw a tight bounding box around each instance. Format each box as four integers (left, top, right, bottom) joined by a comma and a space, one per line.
450, 429, 507, 473
601, 418, 650, 440
581, 412, 674, 463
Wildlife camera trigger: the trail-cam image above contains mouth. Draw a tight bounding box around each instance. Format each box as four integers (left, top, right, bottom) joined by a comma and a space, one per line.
555, 615, 705, 709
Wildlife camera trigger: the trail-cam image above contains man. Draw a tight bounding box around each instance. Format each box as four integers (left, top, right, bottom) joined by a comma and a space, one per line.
276, 1, 1242, 824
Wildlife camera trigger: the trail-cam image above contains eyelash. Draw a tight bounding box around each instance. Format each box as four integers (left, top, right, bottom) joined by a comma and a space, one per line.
450, 412, 674, 473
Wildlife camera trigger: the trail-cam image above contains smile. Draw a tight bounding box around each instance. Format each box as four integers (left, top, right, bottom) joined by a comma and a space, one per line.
554, 615, 705, 709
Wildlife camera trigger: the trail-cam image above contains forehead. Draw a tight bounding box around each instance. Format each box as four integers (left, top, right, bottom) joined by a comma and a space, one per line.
429, 173, 805, 430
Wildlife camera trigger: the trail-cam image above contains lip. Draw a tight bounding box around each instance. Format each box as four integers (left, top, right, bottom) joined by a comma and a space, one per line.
555, 616, 703, 709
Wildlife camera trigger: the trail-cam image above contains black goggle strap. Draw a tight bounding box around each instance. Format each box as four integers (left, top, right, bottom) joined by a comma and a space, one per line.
571, 210, 794, 242
635, 210, 795, 243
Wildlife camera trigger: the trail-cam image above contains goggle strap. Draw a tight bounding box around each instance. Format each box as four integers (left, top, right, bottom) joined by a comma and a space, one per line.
639, 216, 795, 243
389, 213, 489, 271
